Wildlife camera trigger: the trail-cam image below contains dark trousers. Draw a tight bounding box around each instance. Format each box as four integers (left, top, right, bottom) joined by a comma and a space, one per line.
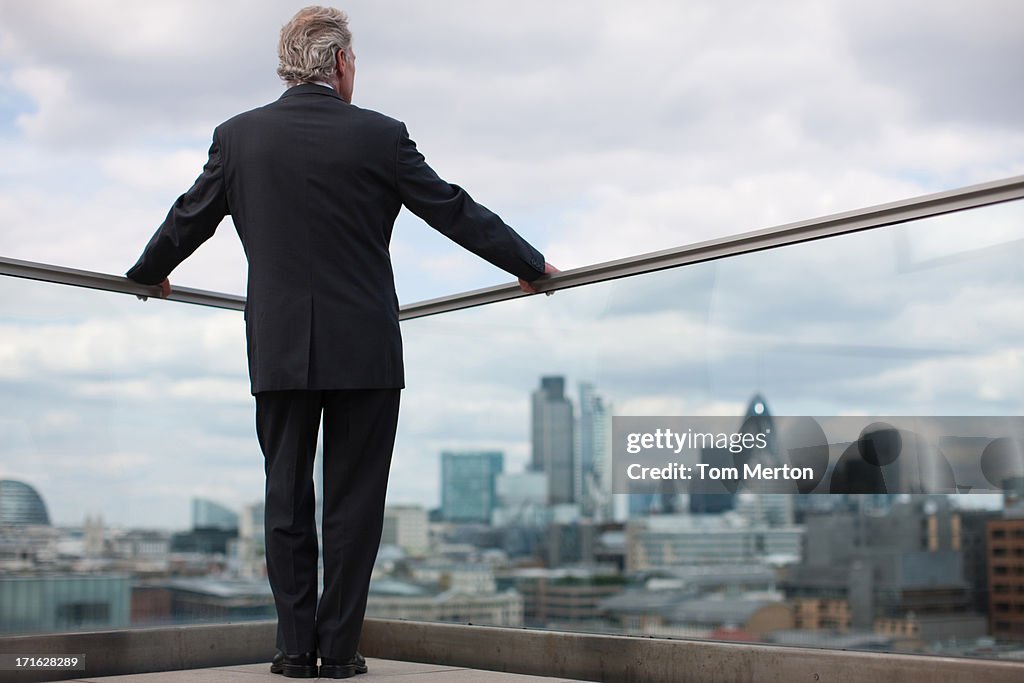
255, 388, 400, 659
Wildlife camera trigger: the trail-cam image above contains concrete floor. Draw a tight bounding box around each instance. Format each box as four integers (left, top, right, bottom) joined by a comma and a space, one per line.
55, 658, 593, 682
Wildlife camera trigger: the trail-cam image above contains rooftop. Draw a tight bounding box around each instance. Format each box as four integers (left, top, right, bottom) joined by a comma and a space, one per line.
2, 619, 1023, 683
55, 658, 589, 683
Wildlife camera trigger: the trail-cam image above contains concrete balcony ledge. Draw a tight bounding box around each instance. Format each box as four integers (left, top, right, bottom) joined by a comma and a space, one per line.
1, 618, 1023, 683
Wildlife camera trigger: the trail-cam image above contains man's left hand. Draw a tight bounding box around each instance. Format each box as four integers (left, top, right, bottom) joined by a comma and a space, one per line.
518, 262, 559, 295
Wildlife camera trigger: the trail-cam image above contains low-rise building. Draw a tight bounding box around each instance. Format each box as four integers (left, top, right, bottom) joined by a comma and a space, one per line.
626, 513, 803, 570
365, 578, 522, 626
601, 593, 792, 640
504, 568, 626, 626
0, 573, 131, 634
988, 517, 1024, 641
382, 505, 430, 556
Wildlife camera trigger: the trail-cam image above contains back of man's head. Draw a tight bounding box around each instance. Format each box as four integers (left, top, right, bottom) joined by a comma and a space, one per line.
277, 6, 352, 86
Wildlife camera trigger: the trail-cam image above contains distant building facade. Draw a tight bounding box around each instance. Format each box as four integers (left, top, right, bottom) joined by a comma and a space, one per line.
0, 574, 130, 634
365, 578, 522, 626
627, 514, 803, 571
382, 505, 429, 556
132, 578, 274, 625
783, 498, 981, 634
492, 471, 548, 528
0, 479, 50, 526
578, 382, 611, 518
532, 377, 575, 505
506, 568, 625, 627
441, 451, 504, 523
601, 593, 793, 640
988, 517, 1024, 641
236, 501, 266, 579
191, 498, 239, 531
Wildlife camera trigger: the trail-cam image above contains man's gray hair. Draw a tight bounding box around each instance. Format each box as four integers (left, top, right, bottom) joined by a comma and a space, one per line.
277, 6, 352, 85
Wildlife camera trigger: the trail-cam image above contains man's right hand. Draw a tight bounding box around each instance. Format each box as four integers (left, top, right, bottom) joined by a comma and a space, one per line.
519, 262, 559, 294
135, 277, 171, 301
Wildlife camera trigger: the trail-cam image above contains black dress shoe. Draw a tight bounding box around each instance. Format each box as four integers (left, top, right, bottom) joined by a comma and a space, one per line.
270, 651, 317, 678
319, 652, 368, 679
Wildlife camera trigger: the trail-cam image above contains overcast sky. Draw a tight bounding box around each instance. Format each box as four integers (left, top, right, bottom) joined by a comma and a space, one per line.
0, 1, 1022, 528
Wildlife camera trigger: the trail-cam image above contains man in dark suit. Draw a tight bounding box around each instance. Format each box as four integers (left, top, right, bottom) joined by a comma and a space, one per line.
127, 6, 553, 679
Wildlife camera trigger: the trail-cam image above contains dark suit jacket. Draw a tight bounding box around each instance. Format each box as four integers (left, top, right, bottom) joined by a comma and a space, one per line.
127, 84, 546, 394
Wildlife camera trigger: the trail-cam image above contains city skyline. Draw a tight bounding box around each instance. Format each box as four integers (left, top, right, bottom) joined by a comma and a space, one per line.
2, 2, 1024, 666
1, 2, 1022, 528
2, 199, 1022, 528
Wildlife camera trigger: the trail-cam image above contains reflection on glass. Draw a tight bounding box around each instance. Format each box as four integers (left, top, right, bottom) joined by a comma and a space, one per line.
391, 198, 1024, 655
1, 199, 1022, 658
0, 276, 265, 634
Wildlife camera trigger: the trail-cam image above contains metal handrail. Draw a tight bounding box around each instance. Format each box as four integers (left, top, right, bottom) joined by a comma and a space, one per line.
0, 256, 246, 310
1, 174, 1022, 319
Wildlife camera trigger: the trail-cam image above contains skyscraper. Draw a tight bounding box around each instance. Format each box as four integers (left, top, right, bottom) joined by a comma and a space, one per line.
531, 376, 575, 505
441, 451, 504, 523
578, 382, 612, 518
690, 393, 780, 516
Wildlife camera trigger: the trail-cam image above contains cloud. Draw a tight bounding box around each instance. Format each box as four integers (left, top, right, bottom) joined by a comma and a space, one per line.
2, 1, 1021, 289
839, 0, 1024, 129
0, 309, 246, 382
1, 1, 1022, 526
4, 220, 1024, 524
843, 349, 1024, 412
